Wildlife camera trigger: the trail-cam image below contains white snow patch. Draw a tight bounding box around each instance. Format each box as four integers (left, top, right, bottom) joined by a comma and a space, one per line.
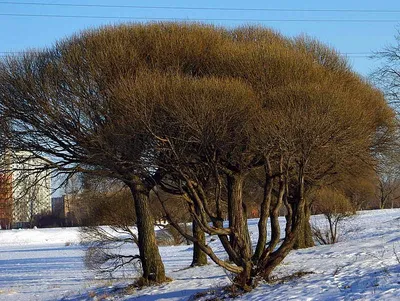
0, 209, 399, 300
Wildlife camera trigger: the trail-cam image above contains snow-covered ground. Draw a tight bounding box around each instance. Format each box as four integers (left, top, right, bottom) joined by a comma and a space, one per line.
0, 209, 399, 300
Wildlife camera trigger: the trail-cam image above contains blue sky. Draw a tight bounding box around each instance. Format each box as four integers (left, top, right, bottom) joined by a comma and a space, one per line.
0, 0, 400, 76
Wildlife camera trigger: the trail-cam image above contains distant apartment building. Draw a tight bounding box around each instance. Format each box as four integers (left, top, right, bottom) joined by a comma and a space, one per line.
0, 173, 13, 229
51, 196, 66, 218
51, 194, 80, 226
0, 152, 51, 229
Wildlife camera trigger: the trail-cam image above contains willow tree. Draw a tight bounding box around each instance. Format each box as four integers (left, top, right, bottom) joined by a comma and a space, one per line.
0, 28, 169, 283
107, 24, 394, 290
0, 23, 394, 290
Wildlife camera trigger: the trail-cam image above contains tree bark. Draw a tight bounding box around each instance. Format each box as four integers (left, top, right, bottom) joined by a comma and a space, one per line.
259, 170, 308, 280
284, 179, 293, 238
227, 174, 252, 258
259, 214, 302, 280
268, 176, 285, 253
191, 216, 208, 267
227, 173, 253, 288
293, 201, 314, 249
253, 174, 273, 261
257, 165, 313, 281
128, 180, 166, 283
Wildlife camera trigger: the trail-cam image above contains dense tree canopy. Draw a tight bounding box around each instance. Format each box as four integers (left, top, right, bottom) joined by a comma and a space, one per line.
0, 23, 395, 289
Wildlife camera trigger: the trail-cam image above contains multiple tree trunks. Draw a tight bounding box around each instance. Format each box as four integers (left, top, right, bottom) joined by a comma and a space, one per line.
257, 189, 308, 280
0, 23, 394, 291
123, 159, 314, 286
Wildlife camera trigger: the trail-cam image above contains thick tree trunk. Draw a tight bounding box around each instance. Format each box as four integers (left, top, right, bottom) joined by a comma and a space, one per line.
191, 217, 208, 267
128, 181, 166, 284
293, 202, 314, 249
236, 261, 254, 292
227, 174, 252, 258
227, 173, 253, 289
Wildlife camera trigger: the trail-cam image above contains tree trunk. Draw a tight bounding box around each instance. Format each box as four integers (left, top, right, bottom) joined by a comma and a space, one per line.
259, 171, 308, 280
257, 165, 311, 281
227, 173, 253, 288
284, 187, 293, 237
253, 175, 273, 261
227, 174, 252, 259
236, 261, 254, 292
293, 201, 314, 249
191, 217, 208, 267
268, 176, 285, 253
128, 181, 166, 284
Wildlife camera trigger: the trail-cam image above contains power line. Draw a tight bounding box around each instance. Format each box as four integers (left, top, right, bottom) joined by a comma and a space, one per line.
1, 13, 400, 23
342, 52, 372, 54
0, 51, 375, 55
0, 51, 374, 57
0, 1, 400, 13
0, 55, 373, 60
0, 55, 374, 60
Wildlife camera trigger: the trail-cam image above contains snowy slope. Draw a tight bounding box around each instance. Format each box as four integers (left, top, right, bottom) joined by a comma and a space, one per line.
0, 209, 399, 301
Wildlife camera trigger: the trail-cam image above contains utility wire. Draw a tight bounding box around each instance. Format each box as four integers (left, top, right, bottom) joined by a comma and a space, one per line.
0, 51, 374, 57
0, 13, 400, 22
0, 1, 400, 13
1, 56, 370, 59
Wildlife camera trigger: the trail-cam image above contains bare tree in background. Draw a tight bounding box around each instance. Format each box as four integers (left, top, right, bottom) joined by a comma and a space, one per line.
371, 29, 400, 108
376, 148, 400, 209
371, 30, 400, 208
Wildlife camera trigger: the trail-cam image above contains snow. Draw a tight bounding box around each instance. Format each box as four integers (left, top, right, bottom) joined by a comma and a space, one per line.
0, 209, 399, 300
0, 227, 80, 246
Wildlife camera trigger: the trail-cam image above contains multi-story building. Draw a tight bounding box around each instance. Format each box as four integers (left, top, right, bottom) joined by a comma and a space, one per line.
0, 173, 12, 229
0, 152, 51, 229
51, 194, 80, 226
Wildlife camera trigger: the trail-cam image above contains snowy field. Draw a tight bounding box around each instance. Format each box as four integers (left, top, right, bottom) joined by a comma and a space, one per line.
0, 209, 399, 301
